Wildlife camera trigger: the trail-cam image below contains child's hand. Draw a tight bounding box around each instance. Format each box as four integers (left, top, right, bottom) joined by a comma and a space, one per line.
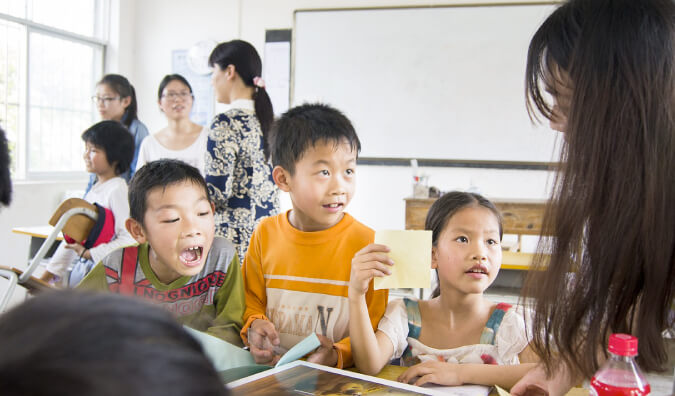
248, 319, 282, 366
64, 243, 91, 260
348, 243, 393, 299
306, 334, 338, 367
397, 361, 464, 387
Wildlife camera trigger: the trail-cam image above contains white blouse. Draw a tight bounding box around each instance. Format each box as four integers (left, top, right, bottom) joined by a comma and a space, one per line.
135, 126, 209, 175
377, 298, 532, 365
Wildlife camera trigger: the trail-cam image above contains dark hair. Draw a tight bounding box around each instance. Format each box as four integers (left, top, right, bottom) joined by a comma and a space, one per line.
157, 74, 193, 101
269, 103, 361, 174
209, 40, 274, 158
0, 126, 11, 206
129, 159, 209, 226
425, 191, 502, 298
0, 290, 228, 396
82, 120, 134, 176
98, 74, 139, 129
523, 0, 675, 376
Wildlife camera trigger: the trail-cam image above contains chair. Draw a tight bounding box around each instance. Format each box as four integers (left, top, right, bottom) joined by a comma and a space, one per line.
0, 198, 98, 312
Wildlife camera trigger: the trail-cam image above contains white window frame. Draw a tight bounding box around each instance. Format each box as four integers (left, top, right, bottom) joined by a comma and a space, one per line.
0, 4, 107, 181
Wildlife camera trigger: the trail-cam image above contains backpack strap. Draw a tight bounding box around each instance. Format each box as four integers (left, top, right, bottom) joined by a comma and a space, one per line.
400, 298, 423, 366
479, 302, 512, 345
108, 246, 138, 296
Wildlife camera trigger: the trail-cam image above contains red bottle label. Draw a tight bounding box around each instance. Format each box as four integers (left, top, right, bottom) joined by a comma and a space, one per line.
590, 377, 651, 396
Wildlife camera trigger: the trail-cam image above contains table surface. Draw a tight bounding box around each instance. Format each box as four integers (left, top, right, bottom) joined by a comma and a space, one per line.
11, 225, 63, 240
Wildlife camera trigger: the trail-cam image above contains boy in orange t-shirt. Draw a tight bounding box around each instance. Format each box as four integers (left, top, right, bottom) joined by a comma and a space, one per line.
241, 103, 388, 369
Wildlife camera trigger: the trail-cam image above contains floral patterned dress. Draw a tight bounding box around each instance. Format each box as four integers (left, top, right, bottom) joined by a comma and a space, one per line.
205, 100, 280, 261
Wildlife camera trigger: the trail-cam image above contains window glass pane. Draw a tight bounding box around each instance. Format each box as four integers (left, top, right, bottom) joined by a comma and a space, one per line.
28, 31, 100, 173
0, 19, 24, 175
28, 0, 97, 38
0, 0, 27, 19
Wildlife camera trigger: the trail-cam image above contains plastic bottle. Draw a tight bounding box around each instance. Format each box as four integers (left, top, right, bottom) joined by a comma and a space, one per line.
590, 333, 651, 395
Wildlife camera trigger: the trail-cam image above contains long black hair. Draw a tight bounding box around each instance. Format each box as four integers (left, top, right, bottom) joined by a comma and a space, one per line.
209, 40, 274, 159
98, 74, 139, 129
523, 0, 675, 376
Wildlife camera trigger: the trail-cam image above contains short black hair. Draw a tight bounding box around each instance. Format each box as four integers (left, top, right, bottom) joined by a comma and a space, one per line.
268, 103, 361, 174
0, 290, 229, 396
157, 74, 193, 101
82, 120, 134, 176
129, 159, 209, 226
0, 126, 11, 207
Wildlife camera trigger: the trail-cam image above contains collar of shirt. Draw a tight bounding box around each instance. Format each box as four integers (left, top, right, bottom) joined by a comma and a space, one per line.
228, 99, 255, 111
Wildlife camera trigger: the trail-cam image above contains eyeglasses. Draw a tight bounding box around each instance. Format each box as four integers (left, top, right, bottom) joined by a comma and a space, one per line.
161, 91, 193, 100
91, 96, 120, 105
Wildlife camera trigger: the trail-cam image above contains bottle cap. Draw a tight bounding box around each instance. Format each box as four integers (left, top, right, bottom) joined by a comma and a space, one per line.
608, 333, 638, 356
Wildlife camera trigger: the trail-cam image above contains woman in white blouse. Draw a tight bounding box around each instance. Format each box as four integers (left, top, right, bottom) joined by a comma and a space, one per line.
136, 74, 208, 174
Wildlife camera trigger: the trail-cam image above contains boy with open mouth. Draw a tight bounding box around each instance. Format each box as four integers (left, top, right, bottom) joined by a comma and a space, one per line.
79, 159, 244, 346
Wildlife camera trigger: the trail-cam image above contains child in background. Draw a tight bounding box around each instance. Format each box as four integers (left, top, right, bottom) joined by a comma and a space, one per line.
42, 121, 136, 286
79, 159, 245, 346
91, 74, 149, 183
135, 74, 208, 175
349, 192, 537, 390
242, 103, 388, 368
0, 291, 229, 396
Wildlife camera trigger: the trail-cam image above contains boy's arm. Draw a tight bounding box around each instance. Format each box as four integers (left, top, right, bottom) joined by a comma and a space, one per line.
334, 280, 388, 368
205, 115, 238, 210
206, 255, 246, 347
76, 262, 109, 291
240, 229, 270, 344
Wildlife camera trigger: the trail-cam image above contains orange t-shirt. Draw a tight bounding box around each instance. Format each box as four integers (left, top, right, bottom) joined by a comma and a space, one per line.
241, 211, 388, 368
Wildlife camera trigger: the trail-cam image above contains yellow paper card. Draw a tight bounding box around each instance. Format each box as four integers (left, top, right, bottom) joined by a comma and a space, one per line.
495, 385, 512, 396
373, 230, 432, 290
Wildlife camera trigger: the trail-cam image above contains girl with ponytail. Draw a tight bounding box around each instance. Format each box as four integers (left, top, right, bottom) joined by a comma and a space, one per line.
206, 40, 280, 261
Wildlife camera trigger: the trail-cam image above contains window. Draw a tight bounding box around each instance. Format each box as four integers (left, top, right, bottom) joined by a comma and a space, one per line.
0, 0, 106, 179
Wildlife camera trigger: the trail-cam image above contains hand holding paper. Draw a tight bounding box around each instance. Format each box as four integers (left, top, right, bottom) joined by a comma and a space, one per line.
373, 230, 432, 290
248, 320, 283, 365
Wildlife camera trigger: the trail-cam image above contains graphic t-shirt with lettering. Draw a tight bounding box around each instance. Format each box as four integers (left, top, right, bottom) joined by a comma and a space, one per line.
79, 236, 245, 346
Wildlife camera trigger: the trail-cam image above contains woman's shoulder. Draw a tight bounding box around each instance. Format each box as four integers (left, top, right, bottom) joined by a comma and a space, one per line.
129, 119, 149, 137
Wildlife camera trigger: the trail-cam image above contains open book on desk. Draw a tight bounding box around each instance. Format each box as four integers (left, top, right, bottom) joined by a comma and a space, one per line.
184, 327, 320, 377
228, 360, 491, 395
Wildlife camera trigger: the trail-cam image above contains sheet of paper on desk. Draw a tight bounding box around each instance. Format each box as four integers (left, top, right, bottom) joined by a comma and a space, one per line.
373, 230, 432, 290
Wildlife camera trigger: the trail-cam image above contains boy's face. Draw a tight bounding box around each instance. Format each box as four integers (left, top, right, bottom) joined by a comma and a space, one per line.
126, 181, 215, 284
275, 139, 357, 232
83, 141, 116, 180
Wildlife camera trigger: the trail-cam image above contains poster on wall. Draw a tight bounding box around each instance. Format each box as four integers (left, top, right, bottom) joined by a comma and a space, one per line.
263, 29, 291, 116
171, 48, 215, 127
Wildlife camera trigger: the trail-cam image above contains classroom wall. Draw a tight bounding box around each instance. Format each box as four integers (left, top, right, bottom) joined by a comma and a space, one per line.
129, 0, 556, 231
0, 0, 558, 278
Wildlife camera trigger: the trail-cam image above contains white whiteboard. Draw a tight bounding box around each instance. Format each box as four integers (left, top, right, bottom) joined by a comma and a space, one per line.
293, 4, 562, 163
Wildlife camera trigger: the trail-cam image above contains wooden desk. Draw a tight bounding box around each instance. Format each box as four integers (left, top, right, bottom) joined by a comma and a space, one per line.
405, 198, 548, 271
12, 226, 63, 261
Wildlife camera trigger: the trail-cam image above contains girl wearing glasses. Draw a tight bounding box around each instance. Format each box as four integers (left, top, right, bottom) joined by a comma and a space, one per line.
93, 74, 149, 181
135, 74, 208, 175
206, 40, 280, 262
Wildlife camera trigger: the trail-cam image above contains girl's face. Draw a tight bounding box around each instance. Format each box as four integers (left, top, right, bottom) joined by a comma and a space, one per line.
83, 141, 116, 179
432, 206, 502, 296
158, 80, 193, 119
94, 83, 130, 122
546, 67, 573, 133
211, 63, 233, 104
